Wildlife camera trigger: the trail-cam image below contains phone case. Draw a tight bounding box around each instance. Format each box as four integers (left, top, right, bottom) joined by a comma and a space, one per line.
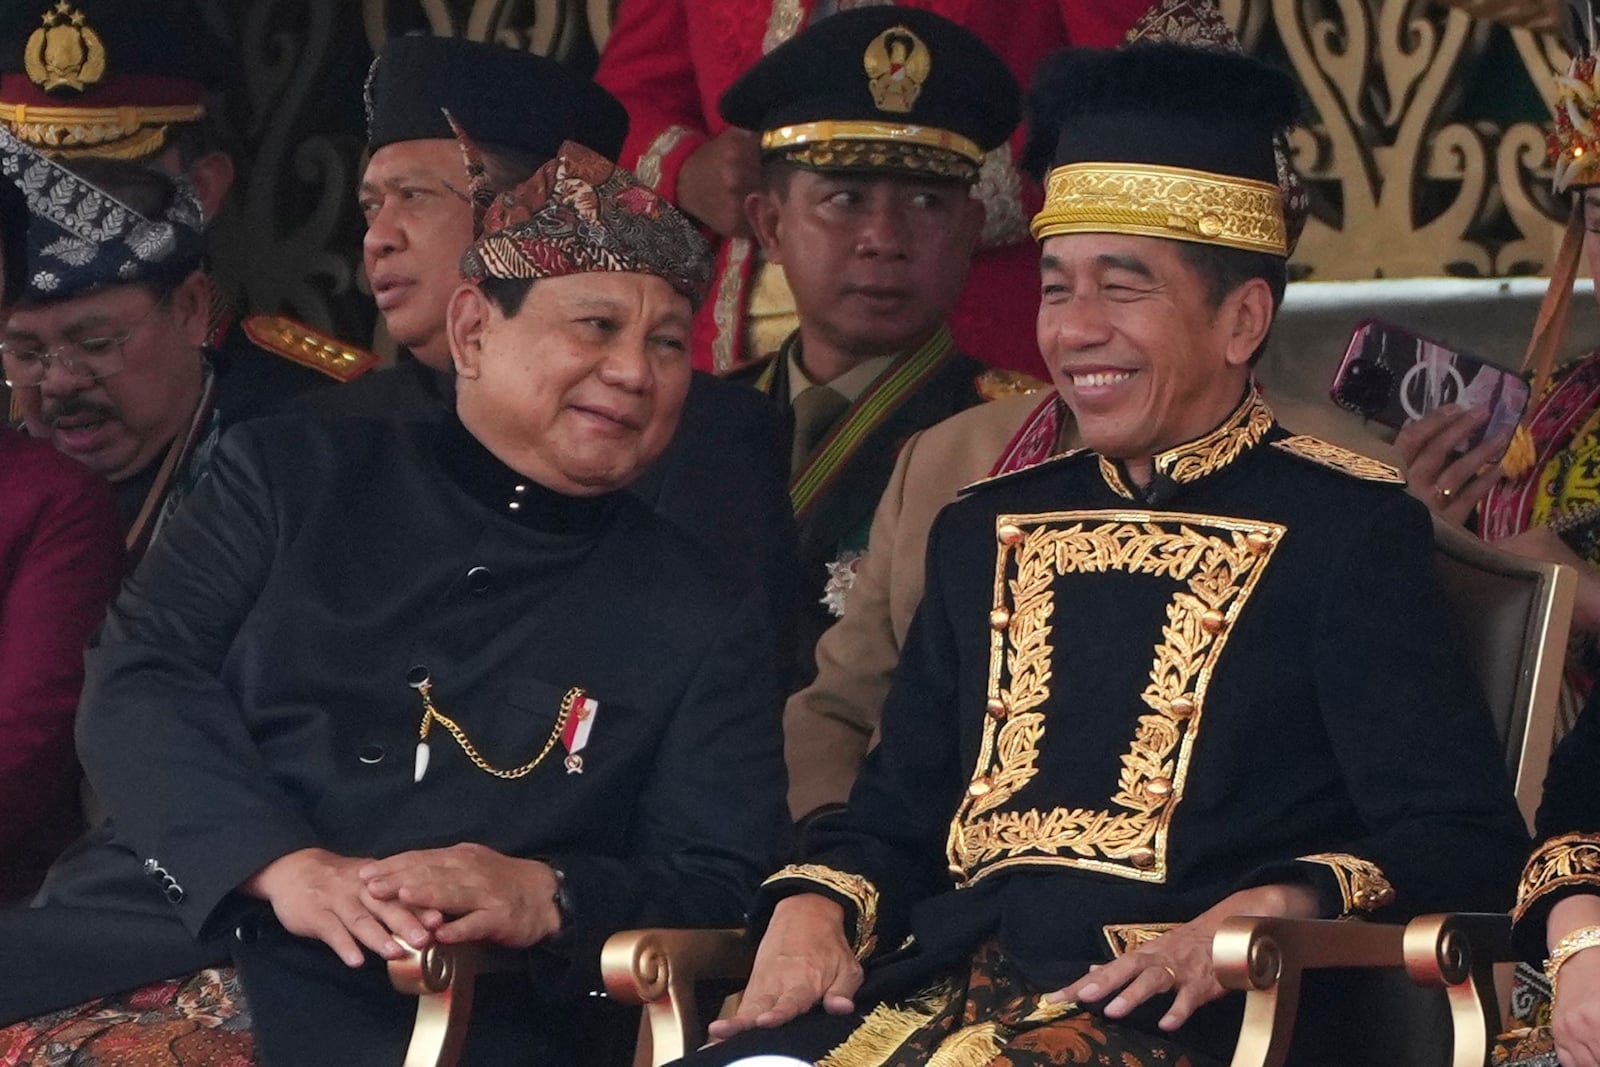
1329, 318, 1529, 459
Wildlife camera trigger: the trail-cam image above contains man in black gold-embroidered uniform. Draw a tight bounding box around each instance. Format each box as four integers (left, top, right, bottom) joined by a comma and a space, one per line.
0, 139, 788, 1066
719, 9, 1021, 689
689, 44, 1530, 1067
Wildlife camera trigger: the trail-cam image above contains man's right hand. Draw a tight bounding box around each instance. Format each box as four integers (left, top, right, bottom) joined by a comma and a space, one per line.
705, 893, 863, 1041
242, 847, 437, 967
675, 129, 761, 239
1394, 404, 1508, 526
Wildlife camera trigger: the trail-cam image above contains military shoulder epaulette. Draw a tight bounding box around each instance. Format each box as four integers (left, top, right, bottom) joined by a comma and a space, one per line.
974, 368, 1048, 402
241, 315, 380, 383
958, 447, 1088, 496
1271, 435, 1406, 484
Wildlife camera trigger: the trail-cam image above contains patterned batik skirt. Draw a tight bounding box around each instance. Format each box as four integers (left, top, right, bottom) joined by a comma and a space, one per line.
1490, 962, 1559, 1067
0, 967, 253, 1066
815, 940, 1210, 1067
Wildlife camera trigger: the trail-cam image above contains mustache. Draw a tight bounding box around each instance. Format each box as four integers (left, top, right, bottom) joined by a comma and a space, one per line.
43, 395, 117, 426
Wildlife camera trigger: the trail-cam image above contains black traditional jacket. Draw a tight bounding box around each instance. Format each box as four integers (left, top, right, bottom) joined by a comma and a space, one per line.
4, 414, 789, 1065
757, 391, 1529, 1055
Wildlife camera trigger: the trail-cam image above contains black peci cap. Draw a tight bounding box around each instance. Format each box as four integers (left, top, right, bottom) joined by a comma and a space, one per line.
1024, 43, 1300, 256
719, 7, 1018, 184
365, 35, 628, 163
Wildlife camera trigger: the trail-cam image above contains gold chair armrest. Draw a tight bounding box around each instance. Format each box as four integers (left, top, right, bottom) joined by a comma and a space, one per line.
1403, 913, 1514, 1067
1214, 916, 1407, 1067
601, 928, 755, 1066
388, 941, 482, 1067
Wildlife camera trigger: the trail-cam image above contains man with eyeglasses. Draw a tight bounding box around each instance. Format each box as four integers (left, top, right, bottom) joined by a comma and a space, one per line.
2, 142, 249, 561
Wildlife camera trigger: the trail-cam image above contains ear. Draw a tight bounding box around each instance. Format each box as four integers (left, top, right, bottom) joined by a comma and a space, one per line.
1219, 276, 1274, 368
745, 187, 784, 262
185, 150, 237, 220
446, 283, 491, 380
169, 270, 213, 347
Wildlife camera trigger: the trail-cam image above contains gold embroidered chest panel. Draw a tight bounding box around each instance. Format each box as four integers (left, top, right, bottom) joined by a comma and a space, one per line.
945, 508, 1285, 887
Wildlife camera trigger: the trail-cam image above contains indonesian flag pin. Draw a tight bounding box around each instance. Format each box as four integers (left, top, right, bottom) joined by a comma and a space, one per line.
561, 689, 599, 773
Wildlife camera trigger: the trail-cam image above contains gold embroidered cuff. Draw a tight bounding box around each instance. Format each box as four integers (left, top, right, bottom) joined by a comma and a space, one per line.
1102, 922, 1180, 958
1031, 162, 1287, 256
1300, 853, 1395, 915
1514, 833, 1600, 923
762, 863, 880, 959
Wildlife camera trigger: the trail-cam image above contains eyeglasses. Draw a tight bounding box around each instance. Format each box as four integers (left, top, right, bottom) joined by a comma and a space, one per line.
0, 296, 169, 388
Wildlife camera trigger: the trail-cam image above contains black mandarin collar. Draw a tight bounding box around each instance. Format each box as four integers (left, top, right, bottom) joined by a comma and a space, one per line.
1098, 386, 1277, 505
434, 414, 621, 535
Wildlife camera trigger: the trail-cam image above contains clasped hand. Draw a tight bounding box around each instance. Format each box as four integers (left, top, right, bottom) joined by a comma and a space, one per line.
243, 843, 562, 967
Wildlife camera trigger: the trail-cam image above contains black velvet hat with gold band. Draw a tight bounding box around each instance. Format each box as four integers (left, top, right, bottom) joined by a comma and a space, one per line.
1022, 44, 1299, 257
0, 0, 228, 160
718, 7, 1018, 184
366, 34, 628, 162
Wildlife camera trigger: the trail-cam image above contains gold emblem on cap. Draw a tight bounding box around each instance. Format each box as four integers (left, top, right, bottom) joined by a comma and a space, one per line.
24, 2, 107, 94
863, 25, 929, 114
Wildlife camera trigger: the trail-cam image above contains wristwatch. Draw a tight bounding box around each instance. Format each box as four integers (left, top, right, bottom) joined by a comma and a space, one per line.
547, 861, 576, 942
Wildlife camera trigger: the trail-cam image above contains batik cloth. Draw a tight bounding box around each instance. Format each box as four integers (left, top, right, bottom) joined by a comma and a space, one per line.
0, 967, 253, 1067
815, 941, 1211, 1067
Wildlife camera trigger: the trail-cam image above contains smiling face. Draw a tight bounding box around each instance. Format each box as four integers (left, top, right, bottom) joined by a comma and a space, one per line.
5, 274, 209, 482
359, 139, 478, 370
1037, 233, 1269, 479
448, 271, 693, 495
746, 167, 981, 373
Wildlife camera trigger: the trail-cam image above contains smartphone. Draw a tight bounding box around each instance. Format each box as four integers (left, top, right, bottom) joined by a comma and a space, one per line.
1329, 319, 1529, 460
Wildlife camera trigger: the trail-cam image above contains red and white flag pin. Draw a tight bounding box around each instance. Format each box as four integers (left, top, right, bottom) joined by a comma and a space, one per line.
562, 690, 599, 773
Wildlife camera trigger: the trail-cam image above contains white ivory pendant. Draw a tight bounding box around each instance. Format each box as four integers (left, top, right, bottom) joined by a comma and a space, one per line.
413, 741, 431, 783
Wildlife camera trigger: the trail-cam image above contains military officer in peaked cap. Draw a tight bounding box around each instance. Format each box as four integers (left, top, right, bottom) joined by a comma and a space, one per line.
720, 7, 1017, 690
688, 43, 1528, 1067
0, 135, 788, 1065
0, 0, 377, 425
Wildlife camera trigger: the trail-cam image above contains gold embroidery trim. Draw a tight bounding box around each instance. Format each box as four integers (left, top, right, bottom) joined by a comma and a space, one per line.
1271, 436, 1406, 484
1032, 162, 1287, 257
1300, 853, 1395, 914
711, 238, 753, 374
1152, 390, 1275, 485
241, 314, 377, 383
1514, 832, 1600, 923
634, 125, 694, 193
1098, 456, 1134, 499
947, 511, 1285, 886
763, 863, 880, 959
762, 120, 981, 164
1103, 922, 1181, 957
763, 0, 805, 54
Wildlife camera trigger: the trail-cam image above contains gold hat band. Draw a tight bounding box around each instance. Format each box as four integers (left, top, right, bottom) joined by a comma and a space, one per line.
0, 102, 204, 159
761, 120, 983, 165
1031, 161, 1287, 256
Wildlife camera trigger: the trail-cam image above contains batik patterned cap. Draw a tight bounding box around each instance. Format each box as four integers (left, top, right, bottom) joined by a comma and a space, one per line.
456, 126, 711, 308
0, 123, 203, 303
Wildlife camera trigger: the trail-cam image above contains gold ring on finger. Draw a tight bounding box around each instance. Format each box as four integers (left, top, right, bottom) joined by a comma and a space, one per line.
1436, 485, 1455, 502
1162, 964, 1177, 985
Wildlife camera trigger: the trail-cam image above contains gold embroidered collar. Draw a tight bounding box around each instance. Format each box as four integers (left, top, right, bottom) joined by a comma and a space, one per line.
1099, 388, 1276, 500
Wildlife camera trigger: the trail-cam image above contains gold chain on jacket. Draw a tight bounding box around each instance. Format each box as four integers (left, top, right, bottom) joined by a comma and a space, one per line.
414, 678, 577, 780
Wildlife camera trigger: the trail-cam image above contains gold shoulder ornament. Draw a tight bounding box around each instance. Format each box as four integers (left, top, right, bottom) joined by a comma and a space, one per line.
974, 369, 1047, 402
863, 25, 929, 114
1271, 435, 1406, 484
241, 314, 378, 383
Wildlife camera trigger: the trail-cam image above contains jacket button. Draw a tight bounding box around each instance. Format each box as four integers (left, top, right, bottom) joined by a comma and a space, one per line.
234, 918, 260, 944
358, 744, 386, 765
466, 566, 493, 593
164, 883, 186, 904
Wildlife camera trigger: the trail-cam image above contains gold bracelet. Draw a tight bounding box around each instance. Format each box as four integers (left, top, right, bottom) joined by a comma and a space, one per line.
1546, 924, 1600, 997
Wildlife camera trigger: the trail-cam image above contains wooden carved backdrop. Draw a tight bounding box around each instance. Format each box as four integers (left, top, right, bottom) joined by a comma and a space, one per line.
205, 0, 1572, 344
